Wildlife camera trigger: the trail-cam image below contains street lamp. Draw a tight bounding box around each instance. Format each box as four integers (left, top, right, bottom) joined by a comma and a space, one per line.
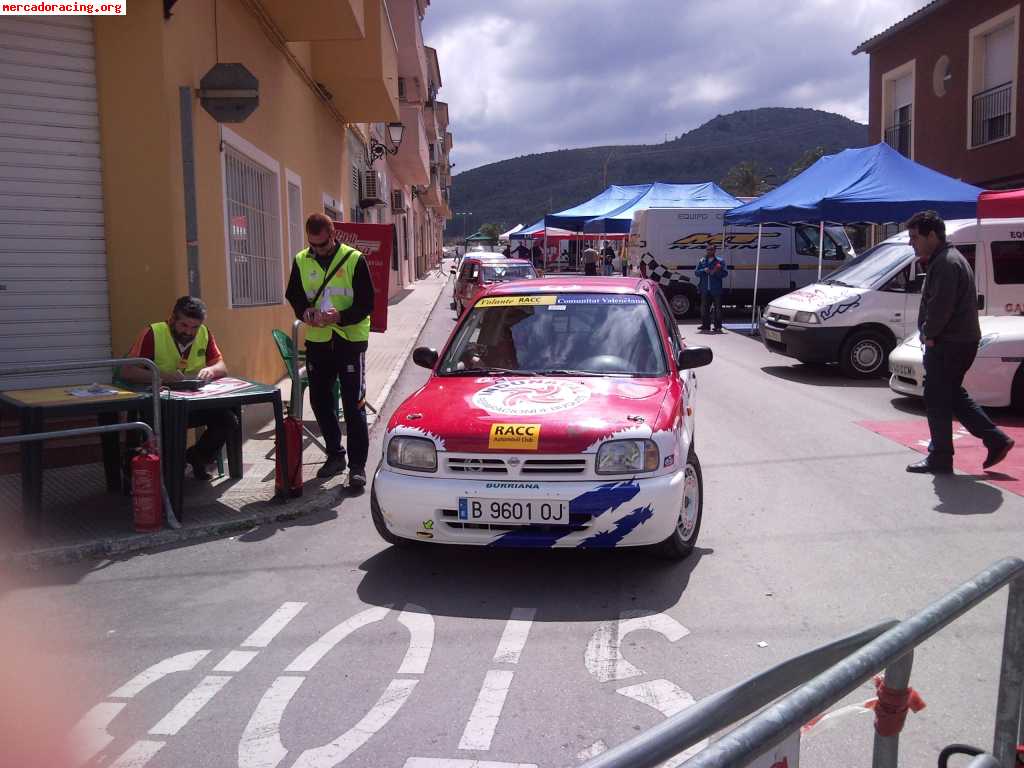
455, 211, 473, 240
366, 122, 405, 165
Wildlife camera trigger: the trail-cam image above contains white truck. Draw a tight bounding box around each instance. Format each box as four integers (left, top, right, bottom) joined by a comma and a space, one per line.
627, 207, 855, 318
760, 217, 1024, 377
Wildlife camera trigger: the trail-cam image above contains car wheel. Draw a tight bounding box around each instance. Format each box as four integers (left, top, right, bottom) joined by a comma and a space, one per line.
1012, 364, 1024, 414
654, 448, 702, 560
839, 329, 891, 378
371, 485, 413, 547
669, 290, 696, 319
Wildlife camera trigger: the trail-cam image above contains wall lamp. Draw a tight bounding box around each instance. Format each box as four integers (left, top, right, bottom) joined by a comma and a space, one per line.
367, 122, 405, 164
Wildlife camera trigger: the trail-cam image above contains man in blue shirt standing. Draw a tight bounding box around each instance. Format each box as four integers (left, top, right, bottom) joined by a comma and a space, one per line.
695, 244, 728, 332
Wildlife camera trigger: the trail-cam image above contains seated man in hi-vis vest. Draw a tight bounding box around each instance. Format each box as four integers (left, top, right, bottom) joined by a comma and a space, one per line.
285, 213, 375, 489
121, 296, 234, 481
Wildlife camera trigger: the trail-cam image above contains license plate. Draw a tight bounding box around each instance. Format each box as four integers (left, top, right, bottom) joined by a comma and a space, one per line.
764, 328, 782, 342
458, 497, 569, 526
893, 364, 913, 377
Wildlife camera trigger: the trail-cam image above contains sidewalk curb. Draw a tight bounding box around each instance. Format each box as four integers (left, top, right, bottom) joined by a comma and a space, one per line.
369, 274, 449, 428
2, 496, 327, 569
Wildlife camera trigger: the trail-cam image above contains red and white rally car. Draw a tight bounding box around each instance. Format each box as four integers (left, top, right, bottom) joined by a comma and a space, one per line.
371, 277, 713, 559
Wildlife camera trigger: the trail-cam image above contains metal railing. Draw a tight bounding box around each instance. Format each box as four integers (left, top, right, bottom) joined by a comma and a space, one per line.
0, 358, 179, 528
582, 557, 1024, 768
972, 82, 1013, 147
884, 121, 912, 157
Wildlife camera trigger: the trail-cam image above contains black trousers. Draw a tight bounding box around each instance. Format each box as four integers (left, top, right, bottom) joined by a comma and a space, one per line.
305, 336, 369, 471
584, 263, 597, 276
188, 409, 237, 465
923, 341, 1005, 464
700, 292, 723, 329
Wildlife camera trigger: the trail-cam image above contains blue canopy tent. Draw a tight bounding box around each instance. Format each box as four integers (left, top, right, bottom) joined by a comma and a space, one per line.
544, 184, 652, 231
583, 182, 741, 234
723, 142, 984, 330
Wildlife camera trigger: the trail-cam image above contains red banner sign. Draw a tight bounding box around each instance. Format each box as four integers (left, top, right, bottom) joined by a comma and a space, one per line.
333, 221, 394, 333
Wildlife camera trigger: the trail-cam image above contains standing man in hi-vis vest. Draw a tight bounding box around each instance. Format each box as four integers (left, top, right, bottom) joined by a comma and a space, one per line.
122, 296, 234, 481
286, 213, 375, 489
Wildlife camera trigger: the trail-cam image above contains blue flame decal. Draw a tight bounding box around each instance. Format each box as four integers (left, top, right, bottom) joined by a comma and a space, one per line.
578, 504, 655, 548
489, 479, 641, 548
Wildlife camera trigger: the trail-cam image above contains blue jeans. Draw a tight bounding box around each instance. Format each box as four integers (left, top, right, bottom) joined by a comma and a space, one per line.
923, 341, 1005, 464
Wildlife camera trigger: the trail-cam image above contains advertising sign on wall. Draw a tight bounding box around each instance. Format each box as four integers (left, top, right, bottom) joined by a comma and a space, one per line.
333, 222, 394, 333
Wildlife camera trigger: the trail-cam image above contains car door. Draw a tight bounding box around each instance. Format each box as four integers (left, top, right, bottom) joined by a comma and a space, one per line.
879, 263, 918, 339
984, 239, 1024, 316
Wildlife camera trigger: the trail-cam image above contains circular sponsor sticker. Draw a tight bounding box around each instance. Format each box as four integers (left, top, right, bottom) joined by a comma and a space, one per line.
472, 379, 591, 416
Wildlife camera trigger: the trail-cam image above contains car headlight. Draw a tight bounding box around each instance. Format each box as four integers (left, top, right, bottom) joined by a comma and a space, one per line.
387, 436, 437, 472
794, 310, 820, 324
596, 439, 659, 475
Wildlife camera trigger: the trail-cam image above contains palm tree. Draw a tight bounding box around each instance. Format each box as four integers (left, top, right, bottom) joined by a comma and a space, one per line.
721, 162, 773, 197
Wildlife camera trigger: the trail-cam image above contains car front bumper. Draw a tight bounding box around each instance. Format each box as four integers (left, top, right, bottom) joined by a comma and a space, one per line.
759, 316, 848, 363
373, 467, 686, 548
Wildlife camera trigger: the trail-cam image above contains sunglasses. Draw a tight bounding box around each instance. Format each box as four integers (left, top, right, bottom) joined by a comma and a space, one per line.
308, 237, 332, 249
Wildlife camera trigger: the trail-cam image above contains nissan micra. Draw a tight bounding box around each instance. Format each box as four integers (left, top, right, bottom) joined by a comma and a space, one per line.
372, 277, 713, 559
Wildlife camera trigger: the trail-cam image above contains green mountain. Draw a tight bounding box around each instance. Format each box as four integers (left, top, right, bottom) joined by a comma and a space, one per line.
446, 107, 868, 237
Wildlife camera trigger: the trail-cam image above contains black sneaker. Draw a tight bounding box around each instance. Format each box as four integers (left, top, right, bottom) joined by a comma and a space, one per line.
349, 468, 367, 489
185, 447, 211, 481
317, 452, 347, 479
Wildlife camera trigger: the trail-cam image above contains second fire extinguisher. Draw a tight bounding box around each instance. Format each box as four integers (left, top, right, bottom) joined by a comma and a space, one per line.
275, 416, 303, 497
131, 448, 163, 532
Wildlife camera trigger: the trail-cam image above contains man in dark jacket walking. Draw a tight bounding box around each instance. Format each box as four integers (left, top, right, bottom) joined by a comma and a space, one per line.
905, 211, 1013, 474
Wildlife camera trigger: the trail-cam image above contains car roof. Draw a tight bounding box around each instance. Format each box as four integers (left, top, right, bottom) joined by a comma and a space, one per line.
466, 256, 533, 266
478, 276, 653, 297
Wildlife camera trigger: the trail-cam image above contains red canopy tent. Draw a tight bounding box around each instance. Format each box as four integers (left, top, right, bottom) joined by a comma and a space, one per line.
978, 188, 1024, 218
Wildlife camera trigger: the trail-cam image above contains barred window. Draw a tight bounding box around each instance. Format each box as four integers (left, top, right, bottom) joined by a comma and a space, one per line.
225, 146, 283, 307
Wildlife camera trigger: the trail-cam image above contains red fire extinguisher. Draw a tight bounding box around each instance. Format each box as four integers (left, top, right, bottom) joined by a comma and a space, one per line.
275, 416, 303, 497
131, 449, 163, 532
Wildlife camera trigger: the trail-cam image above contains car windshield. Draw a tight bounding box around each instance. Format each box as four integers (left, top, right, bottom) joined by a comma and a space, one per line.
438, 293, 667, 377
821, 241, 913, 288
481, 264, 535, 281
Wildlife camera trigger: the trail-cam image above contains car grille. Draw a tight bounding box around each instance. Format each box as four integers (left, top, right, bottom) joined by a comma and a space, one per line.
763, 309, 792, 331
444, 454, 591, 478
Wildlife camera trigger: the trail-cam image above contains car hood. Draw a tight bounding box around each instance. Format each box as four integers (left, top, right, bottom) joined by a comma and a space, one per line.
770, 283, 868, 315
387, 376, 672, 454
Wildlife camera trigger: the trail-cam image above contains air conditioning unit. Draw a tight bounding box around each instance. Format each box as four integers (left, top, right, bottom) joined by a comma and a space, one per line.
360, 169, 385, 208
391, 189, 406, 212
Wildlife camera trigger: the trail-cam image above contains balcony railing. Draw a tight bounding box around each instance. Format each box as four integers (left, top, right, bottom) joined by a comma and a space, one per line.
884, 121, 912, 157
972, 81, 1013, 147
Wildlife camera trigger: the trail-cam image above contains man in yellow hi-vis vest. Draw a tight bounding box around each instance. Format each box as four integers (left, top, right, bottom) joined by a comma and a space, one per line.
286, 213, 375, 489
121, 296, 235, 481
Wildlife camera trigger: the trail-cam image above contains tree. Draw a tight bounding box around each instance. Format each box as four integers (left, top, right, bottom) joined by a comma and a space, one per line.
479, 223, 501, 240
720, 161, 773, 197
786, 146, 826, 180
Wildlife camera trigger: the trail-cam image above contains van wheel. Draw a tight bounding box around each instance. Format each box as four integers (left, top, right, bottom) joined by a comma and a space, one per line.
371, 485, 413, 547
839, 330, 891, 378
669, 290, 696, 319
654, 448, 702, 560
1011, 364, 1024, 414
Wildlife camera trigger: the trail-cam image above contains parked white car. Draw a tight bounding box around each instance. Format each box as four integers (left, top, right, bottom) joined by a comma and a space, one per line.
889, 315, 1024, 410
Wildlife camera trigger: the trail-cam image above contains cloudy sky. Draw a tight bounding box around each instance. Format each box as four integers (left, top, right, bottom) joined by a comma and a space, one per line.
423, 0, 923, 172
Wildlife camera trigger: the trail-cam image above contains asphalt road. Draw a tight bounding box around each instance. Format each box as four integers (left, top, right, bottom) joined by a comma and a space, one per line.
3, 280, 1022, 768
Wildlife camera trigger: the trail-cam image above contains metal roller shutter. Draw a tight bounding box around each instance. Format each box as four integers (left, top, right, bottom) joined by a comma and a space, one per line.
0, 16, 110, 388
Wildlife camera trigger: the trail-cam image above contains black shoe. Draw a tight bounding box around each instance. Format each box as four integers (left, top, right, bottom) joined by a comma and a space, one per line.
714, 327, 723, 333
185, 447, 211, 481
317, 452, 347, 479
697, 325, 710, 331
349, 468, 367, 489
983, 437, 1015, 470
906, 458, 953, 474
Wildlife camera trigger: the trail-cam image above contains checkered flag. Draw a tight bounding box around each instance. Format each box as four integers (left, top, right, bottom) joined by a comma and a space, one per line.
640, 254, 691, 288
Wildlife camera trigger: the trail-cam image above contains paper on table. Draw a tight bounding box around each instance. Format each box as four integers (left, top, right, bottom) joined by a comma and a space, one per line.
67, 384, 122, 398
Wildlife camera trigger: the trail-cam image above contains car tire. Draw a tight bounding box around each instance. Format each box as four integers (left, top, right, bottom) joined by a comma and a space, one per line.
839, 329, 892, 378
668, 289, 697, 319
1011, 364, 1024, 414
371, 485, 413, 547
654, 448, 702, 560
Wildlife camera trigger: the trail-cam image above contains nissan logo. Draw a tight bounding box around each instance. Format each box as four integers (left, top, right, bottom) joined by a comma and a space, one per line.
464, 458, 483, 473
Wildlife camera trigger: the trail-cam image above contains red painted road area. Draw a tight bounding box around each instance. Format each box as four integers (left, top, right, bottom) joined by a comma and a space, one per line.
857, 418, 1024, 496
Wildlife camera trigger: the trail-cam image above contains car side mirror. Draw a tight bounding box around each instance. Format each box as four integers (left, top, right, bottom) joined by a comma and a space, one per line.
412, 347, 439, 369
678, 346, 713, 370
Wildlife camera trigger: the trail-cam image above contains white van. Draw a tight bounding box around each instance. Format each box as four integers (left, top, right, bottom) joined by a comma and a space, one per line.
759, 217, 1024, 377
628, 207, 855, 317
